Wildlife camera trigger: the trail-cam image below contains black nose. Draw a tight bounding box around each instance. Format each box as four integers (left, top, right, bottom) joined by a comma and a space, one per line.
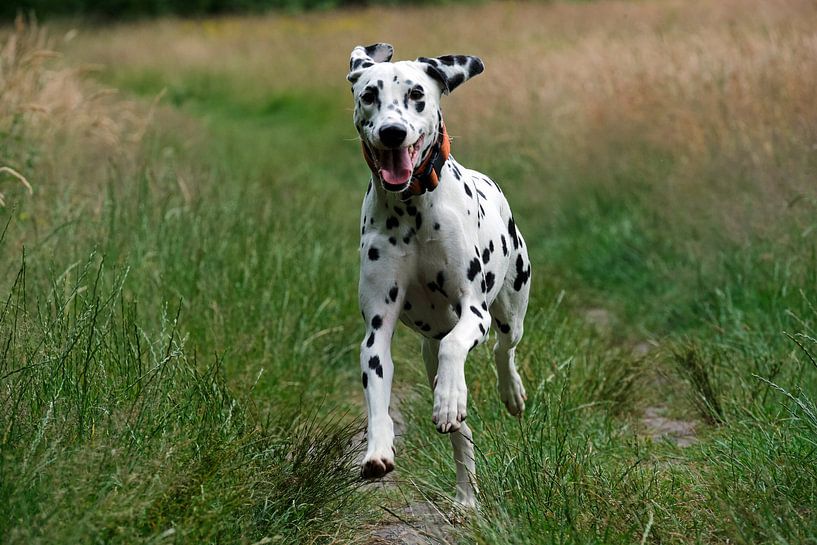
379, 124, 407, 148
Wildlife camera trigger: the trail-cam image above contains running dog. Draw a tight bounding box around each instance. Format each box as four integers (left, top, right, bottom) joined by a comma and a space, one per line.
349, 43, 531, 507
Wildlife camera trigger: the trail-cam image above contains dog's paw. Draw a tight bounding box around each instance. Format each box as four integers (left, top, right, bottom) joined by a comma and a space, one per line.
361, 448, 395, 479
432, 377, 468, 433
499, 371, 527, 416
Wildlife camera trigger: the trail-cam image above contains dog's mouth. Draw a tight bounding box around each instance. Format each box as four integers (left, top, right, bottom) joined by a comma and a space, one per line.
372, 135, 424, 190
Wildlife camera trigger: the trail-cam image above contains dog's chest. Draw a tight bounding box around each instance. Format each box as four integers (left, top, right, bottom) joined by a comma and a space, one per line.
360, 163, 513, 339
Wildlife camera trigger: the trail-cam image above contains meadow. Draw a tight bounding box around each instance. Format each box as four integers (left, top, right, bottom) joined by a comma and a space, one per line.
1, 0, 816, 542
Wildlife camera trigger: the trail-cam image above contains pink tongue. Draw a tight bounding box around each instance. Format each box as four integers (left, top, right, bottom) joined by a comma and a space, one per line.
379, 148, 412, 186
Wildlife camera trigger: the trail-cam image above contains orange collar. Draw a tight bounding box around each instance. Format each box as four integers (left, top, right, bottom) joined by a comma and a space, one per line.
362, 122, 451, 198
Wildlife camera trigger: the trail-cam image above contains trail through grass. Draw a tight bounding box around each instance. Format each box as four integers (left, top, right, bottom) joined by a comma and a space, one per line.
2, 1, 817, 542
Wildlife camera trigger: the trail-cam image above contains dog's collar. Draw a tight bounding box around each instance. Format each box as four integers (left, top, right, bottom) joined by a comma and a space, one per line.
362, 121, 450, 198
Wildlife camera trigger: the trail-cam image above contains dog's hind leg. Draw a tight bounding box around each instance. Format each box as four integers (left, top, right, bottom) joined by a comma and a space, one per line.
490, 247, 530, 416
422, 338, 477, 508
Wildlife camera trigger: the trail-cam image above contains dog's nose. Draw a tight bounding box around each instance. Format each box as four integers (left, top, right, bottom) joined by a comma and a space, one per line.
379, 124, 407, 148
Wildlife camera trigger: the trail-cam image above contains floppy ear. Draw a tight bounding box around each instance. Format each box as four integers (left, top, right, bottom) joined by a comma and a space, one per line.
416, 55, 484, 94
347, 43, 394, 84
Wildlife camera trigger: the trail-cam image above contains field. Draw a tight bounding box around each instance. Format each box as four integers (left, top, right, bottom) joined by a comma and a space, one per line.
1, 0, 817, 542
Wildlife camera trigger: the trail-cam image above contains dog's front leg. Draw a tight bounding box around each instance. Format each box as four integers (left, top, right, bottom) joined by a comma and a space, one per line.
433, 295, 491, 434
359, 282, 402, 479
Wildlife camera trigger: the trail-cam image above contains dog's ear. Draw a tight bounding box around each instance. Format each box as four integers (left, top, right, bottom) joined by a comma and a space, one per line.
416, 55, 484, 94
347, 43, 394, 84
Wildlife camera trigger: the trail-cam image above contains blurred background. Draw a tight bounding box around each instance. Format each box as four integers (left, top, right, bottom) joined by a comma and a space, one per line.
1, 1, 816, 543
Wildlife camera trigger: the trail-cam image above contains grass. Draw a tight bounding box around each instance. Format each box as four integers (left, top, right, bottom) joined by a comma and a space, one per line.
2, 0, 817, 542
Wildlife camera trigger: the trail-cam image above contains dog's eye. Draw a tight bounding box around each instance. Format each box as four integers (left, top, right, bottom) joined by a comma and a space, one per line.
360, 90, 376, 105
409, 87, 424, 100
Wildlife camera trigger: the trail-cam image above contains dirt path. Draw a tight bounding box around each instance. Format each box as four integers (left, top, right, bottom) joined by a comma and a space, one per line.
584, 308, 700, 448
640, 405, 697, 447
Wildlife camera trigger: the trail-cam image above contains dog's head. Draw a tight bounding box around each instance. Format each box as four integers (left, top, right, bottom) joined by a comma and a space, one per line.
348, 43, 483, 192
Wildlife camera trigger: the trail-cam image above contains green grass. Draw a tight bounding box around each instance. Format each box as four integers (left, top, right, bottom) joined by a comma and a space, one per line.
3, 5, 817, 542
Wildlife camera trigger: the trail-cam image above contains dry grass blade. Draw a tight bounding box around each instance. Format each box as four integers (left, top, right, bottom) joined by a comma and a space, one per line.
0, 166, 33, 207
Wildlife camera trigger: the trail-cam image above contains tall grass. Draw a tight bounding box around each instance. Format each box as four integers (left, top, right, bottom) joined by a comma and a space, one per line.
2, 0, 817, 542
1, 20, 375, 543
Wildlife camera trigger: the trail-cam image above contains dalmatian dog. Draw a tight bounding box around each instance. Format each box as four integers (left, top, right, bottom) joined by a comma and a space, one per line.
348, 43, 531, 508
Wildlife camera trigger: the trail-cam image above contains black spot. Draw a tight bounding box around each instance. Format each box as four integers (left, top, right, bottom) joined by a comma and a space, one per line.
495, 319, 511, 334
513, 254, 531, 291
467, 58, 484, 78
368, 247, 380, 261
377, 79, 383, 89
485, 272, 495, 292
404, 301, 412, 311
366, 332, 375, 348
478, 323, 486, 335
489, 240, 495, 253
389, 236, 397, 245
366, 181, 372, 195
470, 305, 483, 319
375, 365, 383, 378
414, 321, 432, 332
362, 373, 368, 388
361, 225, 365, 235
467, 258, 481, 281
416, 101, 425, 113
454, 303, 462, 317
481, 301, 488, 310
508, 217, 519, 249
368, 355, 380, 370
477, 189, 487, 199
463, 183, 472, 197
406, 205, 417, 216
388, 286, 399, 302
447, 72, 464, 90
434, 222, 440, 230
386, 216, 399, 229
371, 315, 383, 329
501, 235, 508, 256
395, 206, 404, 216
415, 213, 423, 230
427, 271, 449, 298
470, 339, 479, 351
450, 164, 463, 181
482, 248, 491, 264
480, 279, 486, 293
